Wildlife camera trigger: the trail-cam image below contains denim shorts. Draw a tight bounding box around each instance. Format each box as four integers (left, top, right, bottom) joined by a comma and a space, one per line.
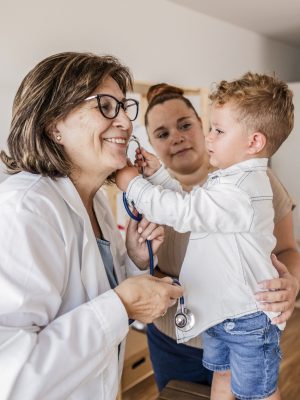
202, 312, 282, 400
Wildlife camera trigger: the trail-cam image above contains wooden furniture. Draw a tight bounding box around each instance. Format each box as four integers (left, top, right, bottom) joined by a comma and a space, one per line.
121, 328, 153, 393
120, 308, 300, 399
158, 380, 210, 400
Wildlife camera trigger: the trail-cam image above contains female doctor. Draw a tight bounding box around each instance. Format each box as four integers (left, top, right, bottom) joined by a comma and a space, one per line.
0, 52, 183, 400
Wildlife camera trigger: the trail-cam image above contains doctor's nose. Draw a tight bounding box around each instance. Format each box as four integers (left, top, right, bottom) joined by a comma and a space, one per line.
112, 108, 133, 133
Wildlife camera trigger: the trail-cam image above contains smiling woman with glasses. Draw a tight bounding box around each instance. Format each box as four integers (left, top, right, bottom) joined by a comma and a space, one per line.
85, 93, 139, 121
0, 52, 183, 399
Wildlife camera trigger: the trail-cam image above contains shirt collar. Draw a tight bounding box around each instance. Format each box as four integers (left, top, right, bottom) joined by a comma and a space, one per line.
208, 158, 269, 179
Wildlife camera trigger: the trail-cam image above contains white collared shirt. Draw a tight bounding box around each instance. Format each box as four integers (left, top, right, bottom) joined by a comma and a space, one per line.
126, 158, 283, 343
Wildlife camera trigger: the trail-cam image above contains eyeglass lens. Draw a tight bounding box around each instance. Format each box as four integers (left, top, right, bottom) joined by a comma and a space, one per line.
98, 95, 138, 121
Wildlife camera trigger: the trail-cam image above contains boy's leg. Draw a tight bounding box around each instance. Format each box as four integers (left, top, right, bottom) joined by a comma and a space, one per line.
211, 373, 281, 400
227, 312, 281, 400
264, 388, 281, 399
202, 327, 232, 399
211, 370, 234, 400
202, 312, 281, 400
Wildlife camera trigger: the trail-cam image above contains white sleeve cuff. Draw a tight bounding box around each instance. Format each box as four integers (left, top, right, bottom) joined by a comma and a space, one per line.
147, 166, 171, 185
89, 289, 129, 346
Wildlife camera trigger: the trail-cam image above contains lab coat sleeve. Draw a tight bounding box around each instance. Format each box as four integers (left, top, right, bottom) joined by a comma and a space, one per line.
0, 207, 129, 399
126, 176, 254, 233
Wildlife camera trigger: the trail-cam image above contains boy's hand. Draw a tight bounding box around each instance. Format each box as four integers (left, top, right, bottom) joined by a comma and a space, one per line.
116, 165, 139, 192
135, 147, 161, 177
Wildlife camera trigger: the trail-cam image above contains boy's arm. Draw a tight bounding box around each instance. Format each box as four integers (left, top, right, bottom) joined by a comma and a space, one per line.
125, 177, 254, 234
116, 147, 184, 194
147, 167, 184, 193
115, 165, 139, 193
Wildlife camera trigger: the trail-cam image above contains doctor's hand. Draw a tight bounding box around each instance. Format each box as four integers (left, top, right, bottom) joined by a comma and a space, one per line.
114, 275, 183, 323
126, 215, 164, 270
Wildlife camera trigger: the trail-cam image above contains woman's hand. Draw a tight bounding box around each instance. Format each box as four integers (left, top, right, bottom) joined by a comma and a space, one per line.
135, 147, 161, 177
255, 254, 300, 324
114, 275, 183, 323
126, 215, 165, 269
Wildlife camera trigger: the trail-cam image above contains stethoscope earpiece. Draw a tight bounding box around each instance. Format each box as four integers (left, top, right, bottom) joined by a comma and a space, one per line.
126, 135, 144, 177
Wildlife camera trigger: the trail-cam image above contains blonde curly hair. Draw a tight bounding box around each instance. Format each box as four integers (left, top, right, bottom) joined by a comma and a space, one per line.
209, 72, 294, 156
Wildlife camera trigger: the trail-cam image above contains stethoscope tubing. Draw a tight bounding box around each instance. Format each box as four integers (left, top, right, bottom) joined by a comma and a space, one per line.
122, 192, 154, 276
123, 136, 193, 331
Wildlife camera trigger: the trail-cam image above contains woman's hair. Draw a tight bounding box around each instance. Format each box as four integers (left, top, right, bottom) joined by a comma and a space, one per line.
144, 83, 199, 126
0, 52, 133, 180
209, 72, 294, 156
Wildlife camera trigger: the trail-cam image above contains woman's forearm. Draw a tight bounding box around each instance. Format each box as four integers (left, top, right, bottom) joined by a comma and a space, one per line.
276, 248, 300, 291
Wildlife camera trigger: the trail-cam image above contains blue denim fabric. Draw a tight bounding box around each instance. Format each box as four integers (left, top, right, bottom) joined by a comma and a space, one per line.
147, 323, 212, 391
202, 312, 282, 400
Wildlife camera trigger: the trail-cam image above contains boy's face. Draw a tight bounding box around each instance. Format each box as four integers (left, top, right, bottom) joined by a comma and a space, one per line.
206, 102, 251, 169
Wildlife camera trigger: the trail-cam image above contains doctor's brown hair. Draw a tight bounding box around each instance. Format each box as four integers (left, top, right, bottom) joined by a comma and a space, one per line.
209, 72, 294, 156
0, 52, 133, 180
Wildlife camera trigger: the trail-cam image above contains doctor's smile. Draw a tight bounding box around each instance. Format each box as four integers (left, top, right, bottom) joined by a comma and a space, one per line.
0, 52, 183, 400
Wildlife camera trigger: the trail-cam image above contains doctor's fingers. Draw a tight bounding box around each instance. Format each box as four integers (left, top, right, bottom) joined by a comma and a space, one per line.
137, 219, 164, 241
158, 277, 184, 299
145, 282, 183, 320
115, 275, 181, 323
141, 226, 164, 249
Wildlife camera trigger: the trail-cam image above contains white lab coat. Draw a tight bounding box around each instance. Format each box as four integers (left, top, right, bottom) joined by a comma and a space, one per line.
0, 172, 141, 400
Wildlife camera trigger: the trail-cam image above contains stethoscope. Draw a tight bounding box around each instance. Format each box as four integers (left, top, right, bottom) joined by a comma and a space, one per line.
123, 135, 195, 332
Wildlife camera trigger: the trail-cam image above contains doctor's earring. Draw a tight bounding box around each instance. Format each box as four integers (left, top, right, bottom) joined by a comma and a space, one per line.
56, 134, 62, 142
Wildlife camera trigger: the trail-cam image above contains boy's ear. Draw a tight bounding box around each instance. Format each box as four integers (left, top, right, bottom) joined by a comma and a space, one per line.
247, 132, 267, 155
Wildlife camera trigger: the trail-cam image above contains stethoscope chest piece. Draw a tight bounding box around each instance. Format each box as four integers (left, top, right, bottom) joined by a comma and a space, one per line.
174, 305, 195, 332
172, 278, 195, 332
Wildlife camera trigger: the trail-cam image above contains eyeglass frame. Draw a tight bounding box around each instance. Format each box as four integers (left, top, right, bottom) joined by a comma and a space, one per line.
84, 93, 139, 121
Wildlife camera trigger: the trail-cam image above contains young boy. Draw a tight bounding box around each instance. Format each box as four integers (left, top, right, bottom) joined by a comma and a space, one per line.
116, 72, 294, 400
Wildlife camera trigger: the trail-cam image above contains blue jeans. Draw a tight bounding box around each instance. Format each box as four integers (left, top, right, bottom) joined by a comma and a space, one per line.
202, 312, 282, 400
146, 323, 213, 391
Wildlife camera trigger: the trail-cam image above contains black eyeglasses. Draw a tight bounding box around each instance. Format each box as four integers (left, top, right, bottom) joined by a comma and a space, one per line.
84, 93, 139, 121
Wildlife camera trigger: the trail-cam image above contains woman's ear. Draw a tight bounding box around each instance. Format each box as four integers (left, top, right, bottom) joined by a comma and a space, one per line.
48, 122, 63, 144
247, 132, 267, 155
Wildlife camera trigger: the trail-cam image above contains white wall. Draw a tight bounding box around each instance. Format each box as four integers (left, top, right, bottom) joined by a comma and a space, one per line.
1, 0, 300, 182
272, 83, 300, 243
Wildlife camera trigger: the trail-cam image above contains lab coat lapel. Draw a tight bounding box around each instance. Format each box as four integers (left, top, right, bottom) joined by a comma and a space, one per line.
93, 192, 125, 285
49, 178, 111, 299
80, 217, 111, 299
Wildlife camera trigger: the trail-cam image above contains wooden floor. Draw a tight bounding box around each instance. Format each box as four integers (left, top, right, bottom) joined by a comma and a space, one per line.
278, 307, 300, 400
122, 308, 300, 400
122, 375, 158, 400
